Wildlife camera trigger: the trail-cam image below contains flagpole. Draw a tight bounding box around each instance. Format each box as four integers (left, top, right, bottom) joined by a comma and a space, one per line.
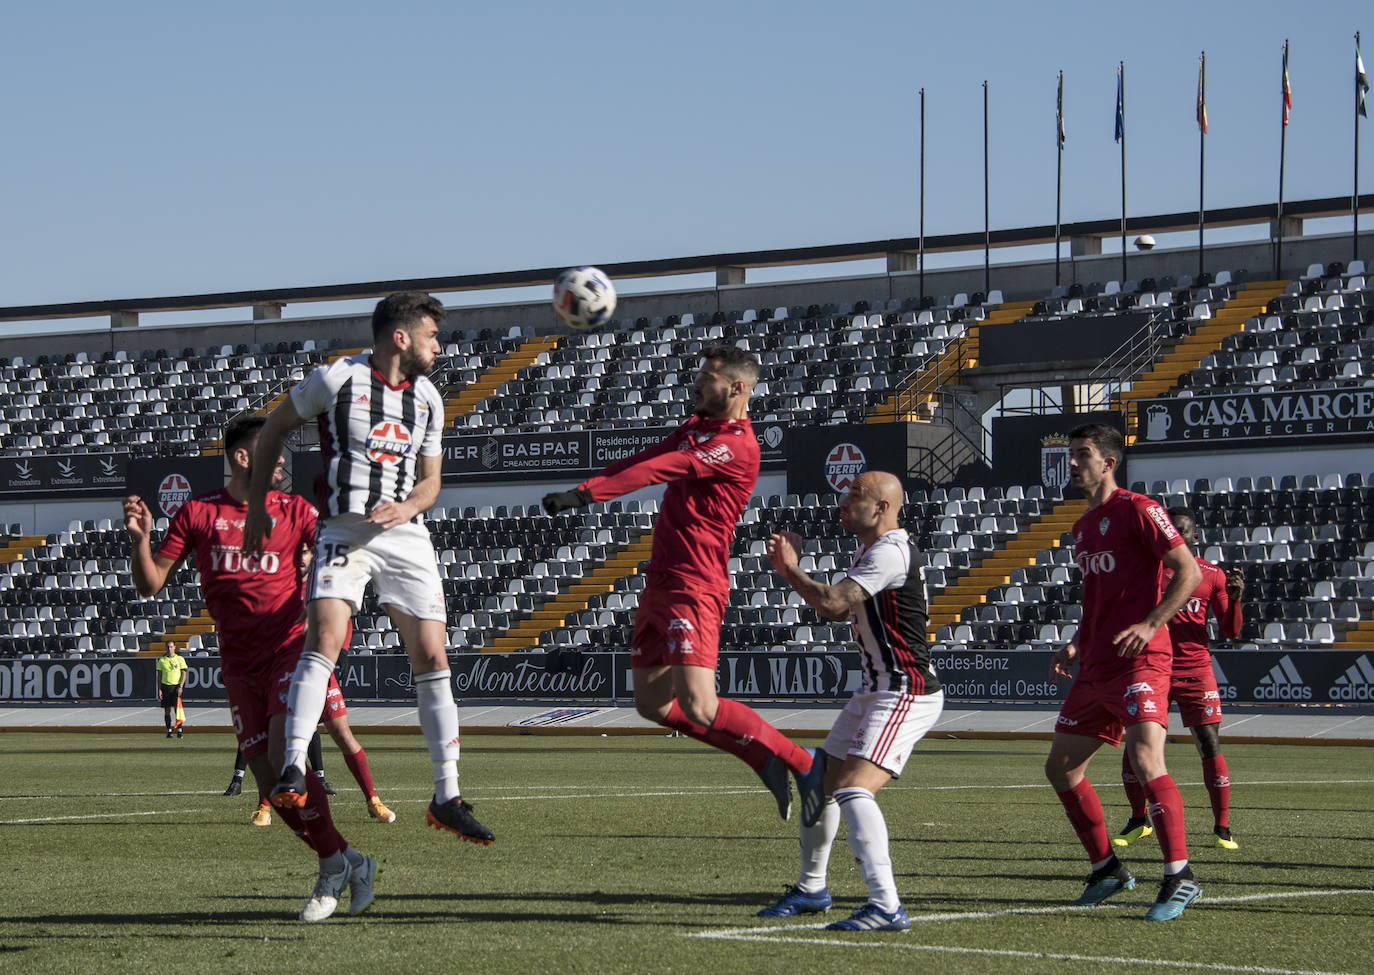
1056, 70, 1064, 287
1277, 40, 1289, 279
1357, 31, 1363, 265
919, 87, 926, 305
1198, 51, 1206, 281
1119, 62, 1127, 283
983, 79, 991, 297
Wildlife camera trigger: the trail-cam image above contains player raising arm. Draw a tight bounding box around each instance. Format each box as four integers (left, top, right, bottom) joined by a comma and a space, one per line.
542, 346, 824, 823
757, 471, 943, 932
124, 415, 377, 921
245, 291, 493, 849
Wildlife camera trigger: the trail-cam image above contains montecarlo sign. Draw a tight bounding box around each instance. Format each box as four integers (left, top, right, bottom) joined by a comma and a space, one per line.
8, 651, 1374, 705
1135, 389, 1374, 449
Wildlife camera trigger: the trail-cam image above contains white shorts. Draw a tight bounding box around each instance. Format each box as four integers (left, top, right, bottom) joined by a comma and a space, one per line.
308, 514, 446, 622
823, 689, 944, 778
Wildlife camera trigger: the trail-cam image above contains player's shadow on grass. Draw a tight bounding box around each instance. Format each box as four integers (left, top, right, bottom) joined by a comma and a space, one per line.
8, 911, 311, 933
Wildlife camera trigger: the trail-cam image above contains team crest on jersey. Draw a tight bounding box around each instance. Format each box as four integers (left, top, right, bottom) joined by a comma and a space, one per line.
1099, 517, 1110, 535
366, 421, 412, 465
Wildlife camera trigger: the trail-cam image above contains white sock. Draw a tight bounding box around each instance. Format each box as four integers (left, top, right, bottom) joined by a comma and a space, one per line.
797, 796, 840, 893
835, 786, 900, 913
282, 652, 333, 774
416, 670, 461, 803
1165, 859, 1189, 875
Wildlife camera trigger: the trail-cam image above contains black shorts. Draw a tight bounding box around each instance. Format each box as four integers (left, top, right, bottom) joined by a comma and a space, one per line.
160, 685, 181, 708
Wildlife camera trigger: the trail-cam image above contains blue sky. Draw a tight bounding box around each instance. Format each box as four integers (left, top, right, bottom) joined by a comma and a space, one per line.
1, 1, 1368, 317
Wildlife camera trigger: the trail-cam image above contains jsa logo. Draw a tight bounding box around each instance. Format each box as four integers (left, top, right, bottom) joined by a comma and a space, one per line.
1076, 550, 1117, 575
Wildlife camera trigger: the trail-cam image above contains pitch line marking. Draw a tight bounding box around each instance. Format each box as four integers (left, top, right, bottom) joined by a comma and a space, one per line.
690, 930, 1358, 975
2, 777, 1373, 804
703, 888, 1374, 939
0, 807, 221, 825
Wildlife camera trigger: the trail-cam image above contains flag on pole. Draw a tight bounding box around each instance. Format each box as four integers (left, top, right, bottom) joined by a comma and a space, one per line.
1114, 64, 1124, 142
1197, 53, 1207, 134
1359, 38, 1369, 118
1282, 43, 1292, 126
1057, 71, 1066, 147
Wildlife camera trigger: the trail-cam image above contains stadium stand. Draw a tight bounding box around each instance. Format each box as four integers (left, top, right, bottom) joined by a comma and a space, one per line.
0, 264, 1371, 663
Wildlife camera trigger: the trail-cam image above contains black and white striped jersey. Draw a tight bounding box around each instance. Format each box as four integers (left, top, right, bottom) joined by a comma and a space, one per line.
289, 352, 444, 519
845, 528, 941, 696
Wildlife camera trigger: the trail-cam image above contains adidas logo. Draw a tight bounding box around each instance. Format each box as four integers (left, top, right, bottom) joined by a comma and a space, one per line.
1254, 654, 1312, 701
1329, 654, 1374, 702
1210, 657, 1238, 699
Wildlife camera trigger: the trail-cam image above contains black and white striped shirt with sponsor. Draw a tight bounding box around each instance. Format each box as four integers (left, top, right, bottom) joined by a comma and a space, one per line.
290, 353, 444, 520
845, 528, 940, 696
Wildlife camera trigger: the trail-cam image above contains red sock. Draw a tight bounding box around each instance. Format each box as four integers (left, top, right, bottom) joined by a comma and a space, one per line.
1202, 754, 1230, 829
297, 768, 347, 859
1056, 779, 1112, 862
257, 795, 270, 808
1144, 774, 1189, 862
343, 747, 377, 799
1121, 751, 1148, 819
663, 698, 812, 774
275, 804, 317, 852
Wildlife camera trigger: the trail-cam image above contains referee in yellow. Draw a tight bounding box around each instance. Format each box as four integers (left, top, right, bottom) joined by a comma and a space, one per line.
156, 641, 188, 739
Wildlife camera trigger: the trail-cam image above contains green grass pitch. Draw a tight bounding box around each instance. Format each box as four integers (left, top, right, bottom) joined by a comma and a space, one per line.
2, 731, 1371, 974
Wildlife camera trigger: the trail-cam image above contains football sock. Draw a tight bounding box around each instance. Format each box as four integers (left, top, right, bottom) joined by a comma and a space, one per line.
1056, 778, 1112, 863
307, 732, 325, 775
276, 805, 316, 851
233, 747, 247, 775
298, 769, 346, 859
704, 697, 814, 774
835, 787, 900, 913
343, 746, 377, 799
416, 670, 461, 804
797, 796, 840, 893
1144, 774, 1189, 863
1202, 754, 1231, 829
231, 769, 245, 782
1121, 751, 1148, 819
282, 652, 333, 774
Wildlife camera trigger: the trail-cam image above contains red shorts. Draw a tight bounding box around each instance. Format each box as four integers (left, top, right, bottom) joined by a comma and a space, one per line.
629, 577, 726, 670
1170, 670, 1223, 728
223, 631, 346, 759
1054, 664, 1172, 745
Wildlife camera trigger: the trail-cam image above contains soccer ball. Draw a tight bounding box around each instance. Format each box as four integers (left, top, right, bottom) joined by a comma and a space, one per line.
552, 266, 617, 331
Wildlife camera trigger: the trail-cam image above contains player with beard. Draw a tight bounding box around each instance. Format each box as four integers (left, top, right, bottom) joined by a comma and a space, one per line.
245, 291, 494, 859
1113, 506, 1244, 851
124, 415, 377, 921
1044, 423, 1204, 922
542, 346, 824, 824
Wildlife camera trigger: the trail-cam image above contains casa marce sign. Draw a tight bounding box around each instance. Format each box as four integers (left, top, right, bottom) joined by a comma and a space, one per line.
1134, 387, 1374, 449
5, 650, 1373, 706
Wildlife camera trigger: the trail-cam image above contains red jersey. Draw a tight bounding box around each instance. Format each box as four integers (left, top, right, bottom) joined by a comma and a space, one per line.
578, 415, 759, 597
1165, 557, 1242, 677
156, 488, 317, 673
1071, 487, 1185, 681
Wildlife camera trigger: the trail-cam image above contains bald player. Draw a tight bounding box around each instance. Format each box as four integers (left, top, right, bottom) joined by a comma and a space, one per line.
757, 470, 943, 933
